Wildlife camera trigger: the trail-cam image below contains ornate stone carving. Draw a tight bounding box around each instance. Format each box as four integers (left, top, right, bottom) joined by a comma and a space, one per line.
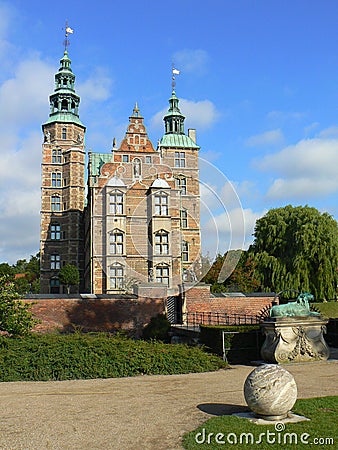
261, 316, 330, 363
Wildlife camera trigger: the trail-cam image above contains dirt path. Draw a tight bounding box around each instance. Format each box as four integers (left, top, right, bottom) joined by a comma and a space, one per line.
0, 358, 337, 450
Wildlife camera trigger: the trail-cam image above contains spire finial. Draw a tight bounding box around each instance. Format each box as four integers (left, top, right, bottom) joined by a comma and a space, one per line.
171, 63, 180, 92
63, 20, 74, 53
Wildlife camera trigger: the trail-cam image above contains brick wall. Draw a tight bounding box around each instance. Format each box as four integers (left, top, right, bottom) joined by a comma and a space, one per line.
24, 296, 164, 337
184, 284, 275, 317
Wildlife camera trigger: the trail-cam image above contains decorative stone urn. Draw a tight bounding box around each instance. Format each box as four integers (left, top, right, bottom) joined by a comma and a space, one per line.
244, 364, 297, 420
261, 316, 329, 363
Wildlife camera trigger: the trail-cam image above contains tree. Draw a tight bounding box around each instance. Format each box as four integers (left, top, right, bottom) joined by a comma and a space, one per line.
249, 205, 338, 300
0, 276, 37, 335
59, 264, 80, 294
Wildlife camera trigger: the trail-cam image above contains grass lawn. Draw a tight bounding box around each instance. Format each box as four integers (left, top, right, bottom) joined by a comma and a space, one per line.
313, 302, 338, 318
183, 396, 337, 449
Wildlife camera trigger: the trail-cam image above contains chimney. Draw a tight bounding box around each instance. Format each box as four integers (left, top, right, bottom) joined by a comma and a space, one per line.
188, 128, 196, 143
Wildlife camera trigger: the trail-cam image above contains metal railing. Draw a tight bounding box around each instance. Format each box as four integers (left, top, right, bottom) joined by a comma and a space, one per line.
184, 311, 261, 328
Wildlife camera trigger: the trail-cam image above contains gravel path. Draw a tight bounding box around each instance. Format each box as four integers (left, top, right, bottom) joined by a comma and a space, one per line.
0, 357, 337, 450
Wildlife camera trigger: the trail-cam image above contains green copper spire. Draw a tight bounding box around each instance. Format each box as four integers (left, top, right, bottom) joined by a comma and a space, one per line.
163, 90, 185, 135
44, 49, 84, 126
160, 89, 199, 149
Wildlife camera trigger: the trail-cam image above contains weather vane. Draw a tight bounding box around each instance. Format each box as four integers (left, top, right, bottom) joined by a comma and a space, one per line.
172, 63, 180, 91
63, 20, 74, 52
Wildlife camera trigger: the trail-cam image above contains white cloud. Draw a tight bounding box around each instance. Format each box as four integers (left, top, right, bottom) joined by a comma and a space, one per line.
318, 126, 338, 138
150, 98, 219, 131
246, 129, 284, 147
0, 56, 54, 126
77, 67, 113, 103
256, 137, 338, 200
267, 110, 305, 122
172, 49, 209, 75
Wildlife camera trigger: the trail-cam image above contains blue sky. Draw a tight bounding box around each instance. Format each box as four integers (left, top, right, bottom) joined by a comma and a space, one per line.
0, 0, 337, 264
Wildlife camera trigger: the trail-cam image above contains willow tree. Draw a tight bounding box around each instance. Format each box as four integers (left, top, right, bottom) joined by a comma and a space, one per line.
249, 205, 338, 300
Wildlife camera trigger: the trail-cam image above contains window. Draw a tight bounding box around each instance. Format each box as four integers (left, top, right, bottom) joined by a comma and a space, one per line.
109, 191, 124, 214
51, 195, 61, 212
122, 155, 129, 162
180, 209, 188, 228
51, 254, 61, 270
182, 241, 189, 262
175, 151, 185, 168
176, 177, 187, 195
155, 265, 169, 285
154, 192, 168, 216
50, 278, 60, 293
110, 264, 124, 289
52, 149, 62, 163
50, 223, 61, 240
52, 172, 62, 187
62, 127, 67, 139
146, 156, 152, 164
110, 230, 124, 254
154, 230, 169, 255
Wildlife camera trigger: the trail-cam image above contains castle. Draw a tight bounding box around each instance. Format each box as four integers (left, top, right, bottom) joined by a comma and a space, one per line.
39, 47, 202, 296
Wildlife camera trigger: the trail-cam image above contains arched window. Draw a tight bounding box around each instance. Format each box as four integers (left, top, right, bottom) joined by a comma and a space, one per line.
109, 264, 124, 290
154, 230, 169, 255
155, 264, 169, 285
109, 230, 124, 254
50, 277, 60, 294
109, 191, 124, 214
154, 192, 168, 216
51, 195, 61, 212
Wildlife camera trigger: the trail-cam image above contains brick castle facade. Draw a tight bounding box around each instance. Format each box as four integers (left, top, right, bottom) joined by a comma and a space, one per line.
40, 48, 201, 298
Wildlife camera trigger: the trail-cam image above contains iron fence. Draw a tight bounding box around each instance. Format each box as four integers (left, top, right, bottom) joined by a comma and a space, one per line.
184, 311, 261, 328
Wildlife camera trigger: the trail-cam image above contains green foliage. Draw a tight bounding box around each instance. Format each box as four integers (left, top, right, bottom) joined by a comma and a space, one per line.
249, 205, 338, 300
183, 396, 338, 449
0, 254, 40, 295
142, 314, 171, 342
0, 276, 37, 336
59, 264, 80, 293
202, 251, 259, 293
199, 325, 262, 363
0, 333, 227, 381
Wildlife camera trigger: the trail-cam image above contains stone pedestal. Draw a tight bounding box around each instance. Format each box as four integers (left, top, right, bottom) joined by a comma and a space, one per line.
261, 316, 329, 363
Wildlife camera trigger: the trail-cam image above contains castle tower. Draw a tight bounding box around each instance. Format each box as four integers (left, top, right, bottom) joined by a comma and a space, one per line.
159, 88, 201, 280
40, 46, 86, 293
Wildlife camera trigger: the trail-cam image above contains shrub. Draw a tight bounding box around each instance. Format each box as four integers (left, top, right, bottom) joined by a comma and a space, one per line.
199, 325, 263, 363
0, 333, 227, 381
142, 314, 171, 342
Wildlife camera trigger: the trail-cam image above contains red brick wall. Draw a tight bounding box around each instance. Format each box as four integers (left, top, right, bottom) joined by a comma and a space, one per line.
184, 284, 275, 317
24, 297, 164, 337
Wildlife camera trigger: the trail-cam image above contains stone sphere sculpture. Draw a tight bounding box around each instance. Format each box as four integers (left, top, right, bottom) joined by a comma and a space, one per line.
244, 364, 297, 420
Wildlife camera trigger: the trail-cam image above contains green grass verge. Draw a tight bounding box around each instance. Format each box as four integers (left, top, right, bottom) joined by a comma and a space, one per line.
182, 396, 337, 449
313, 302, 338, 318
0, 333, 227, 381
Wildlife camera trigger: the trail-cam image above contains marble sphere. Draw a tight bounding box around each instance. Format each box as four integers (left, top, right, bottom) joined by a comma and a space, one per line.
244, 364, 297, 420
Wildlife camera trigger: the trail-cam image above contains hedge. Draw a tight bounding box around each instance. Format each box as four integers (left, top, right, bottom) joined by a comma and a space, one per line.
0, 333, 227, 381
